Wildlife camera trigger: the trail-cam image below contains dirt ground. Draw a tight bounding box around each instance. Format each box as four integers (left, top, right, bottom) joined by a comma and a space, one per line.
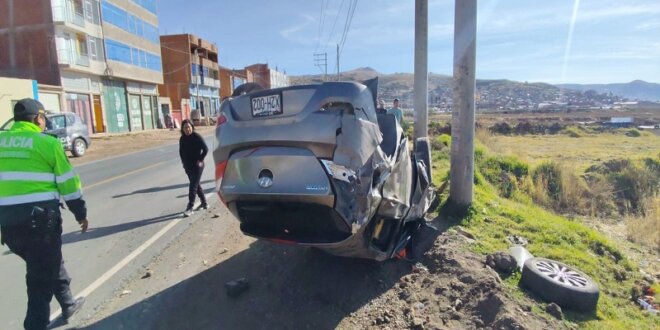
77, 204, 567, 329
69, 126, 217, 166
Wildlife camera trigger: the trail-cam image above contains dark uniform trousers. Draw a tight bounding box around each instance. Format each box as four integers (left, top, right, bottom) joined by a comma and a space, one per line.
1, 217, 75, 330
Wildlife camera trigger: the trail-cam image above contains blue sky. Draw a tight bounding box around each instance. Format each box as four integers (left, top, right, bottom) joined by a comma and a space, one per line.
157, 0, 660, 84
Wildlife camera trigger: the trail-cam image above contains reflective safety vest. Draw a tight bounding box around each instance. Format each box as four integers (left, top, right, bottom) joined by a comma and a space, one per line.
0, 121, 83, 213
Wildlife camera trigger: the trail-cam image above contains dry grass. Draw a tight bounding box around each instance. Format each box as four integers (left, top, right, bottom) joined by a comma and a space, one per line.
481, 132, 660, 172
625, 197, 660, 253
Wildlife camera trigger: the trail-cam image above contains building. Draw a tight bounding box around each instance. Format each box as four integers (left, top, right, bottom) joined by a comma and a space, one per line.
159, 34, 220, 125
0, 77, 39, 125
219, 66, 253, 99
245, 63, 289, 89
0, 0, 164, 133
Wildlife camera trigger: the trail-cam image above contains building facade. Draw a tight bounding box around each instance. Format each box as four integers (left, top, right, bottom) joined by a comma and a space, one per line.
0, 77, 39, 125
0, 0, 164, 133
159, 34, 220, 125
245, 63, 289, 89
219, 66, 253, 99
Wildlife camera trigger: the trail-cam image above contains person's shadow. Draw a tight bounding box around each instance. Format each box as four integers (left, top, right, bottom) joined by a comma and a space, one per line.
61, 212, 182, 245
112, 180, 214, 198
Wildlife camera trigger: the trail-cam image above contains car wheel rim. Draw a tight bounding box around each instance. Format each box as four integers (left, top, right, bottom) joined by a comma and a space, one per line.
75, 141, 84, 154
536, 260, 588, 288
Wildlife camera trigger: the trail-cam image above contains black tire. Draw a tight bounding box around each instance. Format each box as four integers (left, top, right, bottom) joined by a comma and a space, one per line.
521, 257, 599, 312
414, 137, 432, 181
71, 138, 86, 157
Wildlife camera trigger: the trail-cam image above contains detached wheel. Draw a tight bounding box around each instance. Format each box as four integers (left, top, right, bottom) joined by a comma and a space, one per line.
72, 138, 87, 157
414, 137, 432, 181
521, 257, 599, 312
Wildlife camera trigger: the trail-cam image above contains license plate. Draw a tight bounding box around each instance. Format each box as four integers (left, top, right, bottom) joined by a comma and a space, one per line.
251, 94, 282, 117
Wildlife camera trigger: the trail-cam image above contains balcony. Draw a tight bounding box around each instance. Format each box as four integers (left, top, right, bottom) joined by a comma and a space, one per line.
57, 48, 90, 69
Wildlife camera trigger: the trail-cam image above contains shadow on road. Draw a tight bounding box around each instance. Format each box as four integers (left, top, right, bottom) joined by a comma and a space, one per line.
78, 241, 414, 329
112, 180, 214, 198
175, 187, 215, 199
61, 213, 182, 245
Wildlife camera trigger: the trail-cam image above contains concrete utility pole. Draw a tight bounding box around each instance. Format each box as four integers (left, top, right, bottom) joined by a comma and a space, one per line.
413, 0, 429, 141
449, 0, 477, 207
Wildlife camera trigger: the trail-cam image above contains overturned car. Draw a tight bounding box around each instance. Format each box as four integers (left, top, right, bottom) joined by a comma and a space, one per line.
213, 79, 435, 261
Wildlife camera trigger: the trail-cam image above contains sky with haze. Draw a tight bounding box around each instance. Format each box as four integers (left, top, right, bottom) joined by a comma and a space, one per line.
157, 0, 660, 84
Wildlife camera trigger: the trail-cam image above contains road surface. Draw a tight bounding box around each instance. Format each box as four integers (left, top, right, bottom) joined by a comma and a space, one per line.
0, 137, 216, 329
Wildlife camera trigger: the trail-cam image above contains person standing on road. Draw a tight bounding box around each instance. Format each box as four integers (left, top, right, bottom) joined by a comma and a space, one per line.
179, 119, 208, 216
387, 98, 403, 123
0, 98, 88, 330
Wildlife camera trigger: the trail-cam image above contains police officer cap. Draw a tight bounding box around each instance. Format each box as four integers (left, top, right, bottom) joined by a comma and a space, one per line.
14, 98, 45, 117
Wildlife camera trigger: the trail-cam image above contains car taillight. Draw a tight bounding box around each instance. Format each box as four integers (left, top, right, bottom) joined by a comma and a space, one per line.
216, 113, 227, 127
215, 160, 228, 205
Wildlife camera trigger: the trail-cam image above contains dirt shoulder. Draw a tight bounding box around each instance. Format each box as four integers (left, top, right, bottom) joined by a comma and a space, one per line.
69, 126, 217, 166
77, 205, 565, 329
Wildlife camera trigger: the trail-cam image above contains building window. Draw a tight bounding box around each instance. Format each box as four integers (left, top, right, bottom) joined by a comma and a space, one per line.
131, 0, 157, 14
84, 0, 100, 24
105, 39, 162, 72
101, 1, 159, 44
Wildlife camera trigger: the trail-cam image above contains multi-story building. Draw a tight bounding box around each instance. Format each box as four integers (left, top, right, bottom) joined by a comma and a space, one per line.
159, 34, 220, 124
0, 0, 164, 133
219, 66, 253, 99
245, 63, 289, 89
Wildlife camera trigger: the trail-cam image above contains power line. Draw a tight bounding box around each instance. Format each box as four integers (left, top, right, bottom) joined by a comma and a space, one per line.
339, 0, 358, 57
324, 0, 345, 52
314, 0, 329, 53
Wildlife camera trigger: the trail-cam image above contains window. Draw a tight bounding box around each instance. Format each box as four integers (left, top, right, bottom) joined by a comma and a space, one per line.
77, 33, 88, 56
48, 115, 66, 130
105, 39, 131, 63
101, 0, 128, 31
104, 39, 162, 72
131, 48, 139, 66
89, 37, 97, 59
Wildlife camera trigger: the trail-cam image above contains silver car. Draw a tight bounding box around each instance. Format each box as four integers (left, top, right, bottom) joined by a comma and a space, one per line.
213, 79, 435, 261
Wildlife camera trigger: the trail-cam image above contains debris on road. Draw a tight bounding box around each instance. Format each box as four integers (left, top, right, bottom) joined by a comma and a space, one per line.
225, 278, 249, 298
119, 290, 132, 297
485, 251, 517, 274
219, 248, 229, 255
141, 271, 152, 279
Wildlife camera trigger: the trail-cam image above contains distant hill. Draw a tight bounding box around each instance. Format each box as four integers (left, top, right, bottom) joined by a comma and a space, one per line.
290, 68, 660, 111
557, 80, 660, 102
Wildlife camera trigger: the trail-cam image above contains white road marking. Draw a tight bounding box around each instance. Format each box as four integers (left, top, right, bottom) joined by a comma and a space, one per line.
50, 192, 216, 322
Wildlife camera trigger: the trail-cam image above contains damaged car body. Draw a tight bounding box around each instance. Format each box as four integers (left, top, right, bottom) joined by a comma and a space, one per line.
213, 79, 435, 261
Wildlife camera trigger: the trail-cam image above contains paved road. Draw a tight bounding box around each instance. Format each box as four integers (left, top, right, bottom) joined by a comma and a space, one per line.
0, 137, 216, 329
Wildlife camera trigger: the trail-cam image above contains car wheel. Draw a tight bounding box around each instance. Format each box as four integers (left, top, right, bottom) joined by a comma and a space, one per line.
72, 138, 86, 157
521, 257, 599, 312
414, 137, 432, 180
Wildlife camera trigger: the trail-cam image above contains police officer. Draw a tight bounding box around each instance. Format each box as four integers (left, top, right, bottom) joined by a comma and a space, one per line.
0, 99, 89, 330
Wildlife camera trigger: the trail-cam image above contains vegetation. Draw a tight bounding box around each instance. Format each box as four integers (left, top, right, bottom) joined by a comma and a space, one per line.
429, 124, 659, 329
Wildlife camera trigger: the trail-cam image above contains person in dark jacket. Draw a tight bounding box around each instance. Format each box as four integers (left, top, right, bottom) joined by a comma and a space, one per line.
179, 119, 208, 216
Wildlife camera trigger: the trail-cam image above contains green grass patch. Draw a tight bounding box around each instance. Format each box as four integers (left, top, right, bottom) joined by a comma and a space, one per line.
432, 135, 659, 329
